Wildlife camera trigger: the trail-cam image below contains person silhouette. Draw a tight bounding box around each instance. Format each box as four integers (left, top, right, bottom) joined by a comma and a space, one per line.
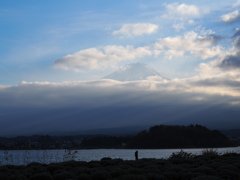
135, 150, 138, 160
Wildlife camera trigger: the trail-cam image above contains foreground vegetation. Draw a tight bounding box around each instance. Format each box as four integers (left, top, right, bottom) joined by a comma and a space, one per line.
0, 150, 240, 180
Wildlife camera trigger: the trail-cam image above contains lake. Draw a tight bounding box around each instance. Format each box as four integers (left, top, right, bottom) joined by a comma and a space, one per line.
1, 147, 240, 165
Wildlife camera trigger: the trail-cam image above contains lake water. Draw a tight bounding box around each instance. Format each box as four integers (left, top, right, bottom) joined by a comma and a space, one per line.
1, 147, 240, 166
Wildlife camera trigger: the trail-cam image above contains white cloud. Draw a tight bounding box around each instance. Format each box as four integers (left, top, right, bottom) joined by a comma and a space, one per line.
173, 23, 185, 31
54, 30, 223, 71
2, 77, 240, 135
154, 31, 223, 59
196, 32, 240, 77
221, 10, 240, 23
233, 0, 240, 7
112, 23, 158, 37
164, 49, 184, 59
163, 3, 201, 30
166, 3, 200, 18
53, 46, 153, 71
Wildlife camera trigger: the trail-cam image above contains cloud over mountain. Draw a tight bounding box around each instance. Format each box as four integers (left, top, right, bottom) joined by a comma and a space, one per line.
1, 71, 240, 135
103, 63, 171, 81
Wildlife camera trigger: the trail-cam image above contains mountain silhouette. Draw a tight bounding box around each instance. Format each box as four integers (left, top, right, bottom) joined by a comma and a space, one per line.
103, 63, 171, 81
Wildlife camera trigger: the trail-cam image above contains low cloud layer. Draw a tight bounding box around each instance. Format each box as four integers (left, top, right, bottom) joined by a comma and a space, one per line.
0, 75, 239, 108
1, 73, 240, 135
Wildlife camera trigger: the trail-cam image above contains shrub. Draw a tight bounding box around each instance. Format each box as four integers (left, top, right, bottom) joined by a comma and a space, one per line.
77, 174, 92, 180
10, 175, 27, 180
47, 164, 63, 173
162, 171, 179, 180
63, 150, 78, 161
168, 150, 195, 160
222, 152, 239, 157
30, 173, 53, 180
0, 173, 10, 180
27, 162, 43, 167
53, 171, 75, 180
110, 168, 127, 178
201, 149, 219, 157
217, 169, 240, 179
191, 175, 224, 180
61, 160, 79, 167
117, 174, 147, 180
101, 157, 112, 161
91, 170, 111, 180
146, 173, 167, 180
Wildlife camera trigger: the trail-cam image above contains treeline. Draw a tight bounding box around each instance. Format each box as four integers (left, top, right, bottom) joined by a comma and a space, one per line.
81, 124, 233, 149
0, 135, 86, 150
127, 124, 232, 148
0, 124, 235, 149
81, 136, 130, 148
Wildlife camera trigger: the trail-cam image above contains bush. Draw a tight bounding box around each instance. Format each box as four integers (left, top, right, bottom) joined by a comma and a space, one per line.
10, 175, 27, 180
201, 149, 219, 157
30, 173, 53, 180
117, 174, 147, 180
53, 171, 75, 180
77, 174, 91, 180
61, 160, 79, 167
168, 150, 195, 160
191, 175, 224, 180
101, 157, 112, 161
0, 173, 10, 180
110, 167, 127, 178
162, 171, 179, 180
47, 164, 63, 173
146, 173, 167, 180
91, 170, 111, 180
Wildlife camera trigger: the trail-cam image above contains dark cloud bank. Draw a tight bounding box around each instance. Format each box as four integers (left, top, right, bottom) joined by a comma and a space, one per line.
219, 35, 240, 70
0, 79, 240, 136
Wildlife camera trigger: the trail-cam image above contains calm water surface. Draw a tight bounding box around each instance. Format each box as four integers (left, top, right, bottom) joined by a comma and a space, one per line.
1, 147, 240, 165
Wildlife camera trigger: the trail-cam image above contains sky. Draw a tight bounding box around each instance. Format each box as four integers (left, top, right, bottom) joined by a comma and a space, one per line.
1, 0, 240, 135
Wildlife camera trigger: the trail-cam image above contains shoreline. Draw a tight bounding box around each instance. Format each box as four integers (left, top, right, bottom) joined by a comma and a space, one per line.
0, 145, 238, 151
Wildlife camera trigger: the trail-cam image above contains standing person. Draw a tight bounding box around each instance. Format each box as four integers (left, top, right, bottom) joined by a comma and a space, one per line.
135, 150, 138, 160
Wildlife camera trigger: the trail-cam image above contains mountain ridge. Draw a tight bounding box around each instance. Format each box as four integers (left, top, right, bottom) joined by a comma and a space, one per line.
103, 63, 171, 81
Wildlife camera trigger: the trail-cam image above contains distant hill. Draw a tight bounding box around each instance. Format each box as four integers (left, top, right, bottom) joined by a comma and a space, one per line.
0, 124, 234, 150
221, 129, 240, 137
80, 124, 233, 149
103, 63, 171, 81
127, 124, 233, 149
